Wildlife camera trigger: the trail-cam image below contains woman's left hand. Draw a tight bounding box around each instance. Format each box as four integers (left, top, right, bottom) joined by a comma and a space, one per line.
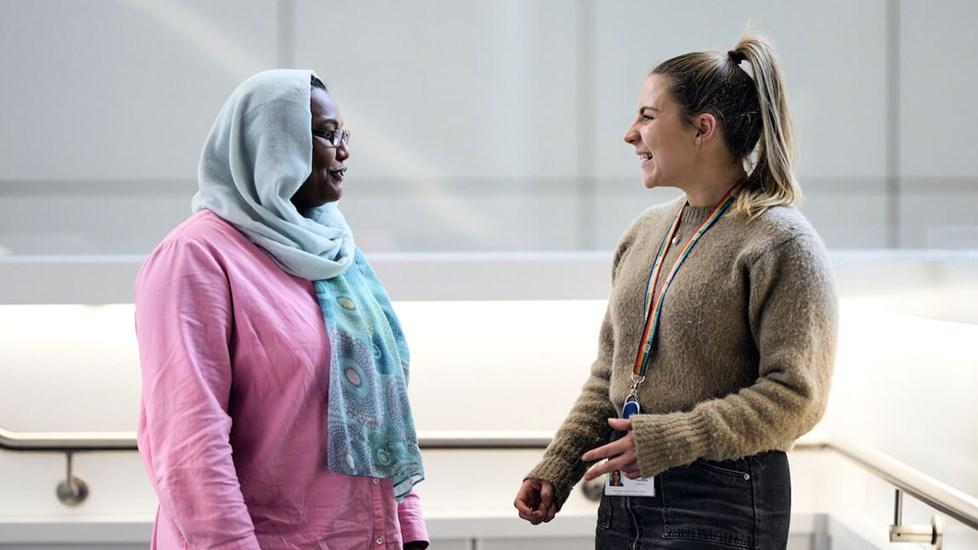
581, 418, 641, 481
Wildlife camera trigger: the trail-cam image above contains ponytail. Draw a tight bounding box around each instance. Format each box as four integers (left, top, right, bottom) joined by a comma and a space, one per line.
729, 33, 800, 219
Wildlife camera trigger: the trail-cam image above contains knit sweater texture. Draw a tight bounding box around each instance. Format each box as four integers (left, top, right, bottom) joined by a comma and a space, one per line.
527, 196, 839, 507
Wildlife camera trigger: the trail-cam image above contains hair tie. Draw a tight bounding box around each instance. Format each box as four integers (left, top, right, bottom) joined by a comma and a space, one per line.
728, 50, 746, 64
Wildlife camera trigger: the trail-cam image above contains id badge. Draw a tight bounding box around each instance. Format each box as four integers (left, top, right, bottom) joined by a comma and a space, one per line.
604, 396, 655, 497
604, 470, 655, 496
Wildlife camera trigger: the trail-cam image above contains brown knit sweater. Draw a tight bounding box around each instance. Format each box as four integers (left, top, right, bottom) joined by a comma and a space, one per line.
527, 196, 838, 507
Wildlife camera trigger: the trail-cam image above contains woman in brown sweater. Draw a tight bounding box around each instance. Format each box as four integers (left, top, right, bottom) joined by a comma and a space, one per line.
515, 34, 838, 549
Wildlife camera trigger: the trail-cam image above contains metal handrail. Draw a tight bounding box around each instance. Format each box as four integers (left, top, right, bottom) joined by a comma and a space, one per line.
0, 427, 554, 452
2, 426, 976, 529
0, 427, 137, 452
794, 434, 978, 531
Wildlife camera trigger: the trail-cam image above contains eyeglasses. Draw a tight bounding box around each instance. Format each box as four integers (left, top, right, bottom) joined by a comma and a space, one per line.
312, 128, 350, 148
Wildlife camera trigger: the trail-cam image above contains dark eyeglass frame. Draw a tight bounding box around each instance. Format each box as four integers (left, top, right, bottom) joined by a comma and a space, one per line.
312, 128, 350, 148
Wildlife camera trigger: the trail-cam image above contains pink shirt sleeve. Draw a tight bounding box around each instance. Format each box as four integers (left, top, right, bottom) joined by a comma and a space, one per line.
135, 238, 261, 550
397, 487, 429, 546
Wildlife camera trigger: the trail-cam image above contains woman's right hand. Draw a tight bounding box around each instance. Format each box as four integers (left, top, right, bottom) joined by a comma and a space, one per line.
514, 478, 557, 524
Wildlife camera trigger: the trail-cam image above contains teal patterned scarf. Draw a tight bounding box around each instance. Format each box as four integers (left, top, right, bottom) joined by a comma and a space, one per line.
314, 250, 424, 499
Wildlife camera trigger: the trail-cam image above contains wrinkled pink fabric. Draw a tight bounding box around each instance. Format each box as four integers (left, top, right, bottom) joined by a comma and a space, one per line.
135, 209, 428, 549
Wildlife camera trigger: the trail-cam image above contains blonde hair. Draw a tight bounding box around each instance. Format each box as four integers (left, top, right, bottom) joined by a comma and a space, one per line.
652, 33, 800, 220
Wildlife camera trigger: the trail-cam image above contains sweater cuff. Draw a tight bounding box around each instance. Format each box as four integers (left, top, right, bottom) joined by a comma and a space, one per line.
526, 457, 581, 508
630, 411, 712, 478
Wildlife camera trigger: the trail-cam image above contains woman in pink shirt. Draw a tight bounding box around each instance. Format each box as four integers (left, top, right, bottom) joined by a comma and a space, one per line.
134, 70, 428, 549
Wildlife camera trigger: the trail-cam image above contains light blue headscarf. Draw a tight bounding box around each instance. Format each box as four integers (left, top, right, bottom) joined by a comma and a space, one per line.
193, 69, 354, 280
192, 69, 423, 498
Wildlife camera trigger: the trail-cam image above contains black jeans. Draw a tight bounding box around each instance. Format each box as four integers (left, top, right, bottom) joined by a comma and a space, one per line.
595, 451, 790, 550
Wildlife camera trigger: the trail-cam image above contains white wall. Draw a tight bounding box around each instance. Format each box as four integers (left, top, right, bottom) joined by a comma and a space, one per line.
1, 0, 976, 255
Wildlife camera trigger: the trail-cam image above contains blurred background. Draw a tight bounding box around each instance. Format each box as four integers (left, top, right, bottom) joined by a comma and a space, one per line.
1, 1, 976, 549
2, 0, 976, 254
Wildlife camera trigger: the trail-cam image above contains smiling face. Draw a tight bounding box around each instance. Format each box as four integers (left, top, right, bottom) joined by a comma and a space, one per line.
291, 87, 349, 211
622, 74, 700, 190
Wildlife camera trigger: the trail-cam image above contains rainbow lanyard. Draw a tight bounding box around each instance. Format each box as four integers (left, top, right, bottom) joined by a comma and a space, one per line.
624, 185, 740, 406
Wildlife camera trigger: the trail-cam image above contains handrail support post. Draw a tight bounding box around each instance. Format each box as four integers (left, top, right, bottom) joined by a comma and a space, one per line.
890, 488, 943, 549
55, 451, 88, 506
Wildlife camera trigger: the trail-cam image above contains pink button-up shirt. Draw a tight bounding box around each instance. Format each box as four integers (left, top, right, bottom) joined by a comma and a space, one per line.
135, 209, 427, 549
